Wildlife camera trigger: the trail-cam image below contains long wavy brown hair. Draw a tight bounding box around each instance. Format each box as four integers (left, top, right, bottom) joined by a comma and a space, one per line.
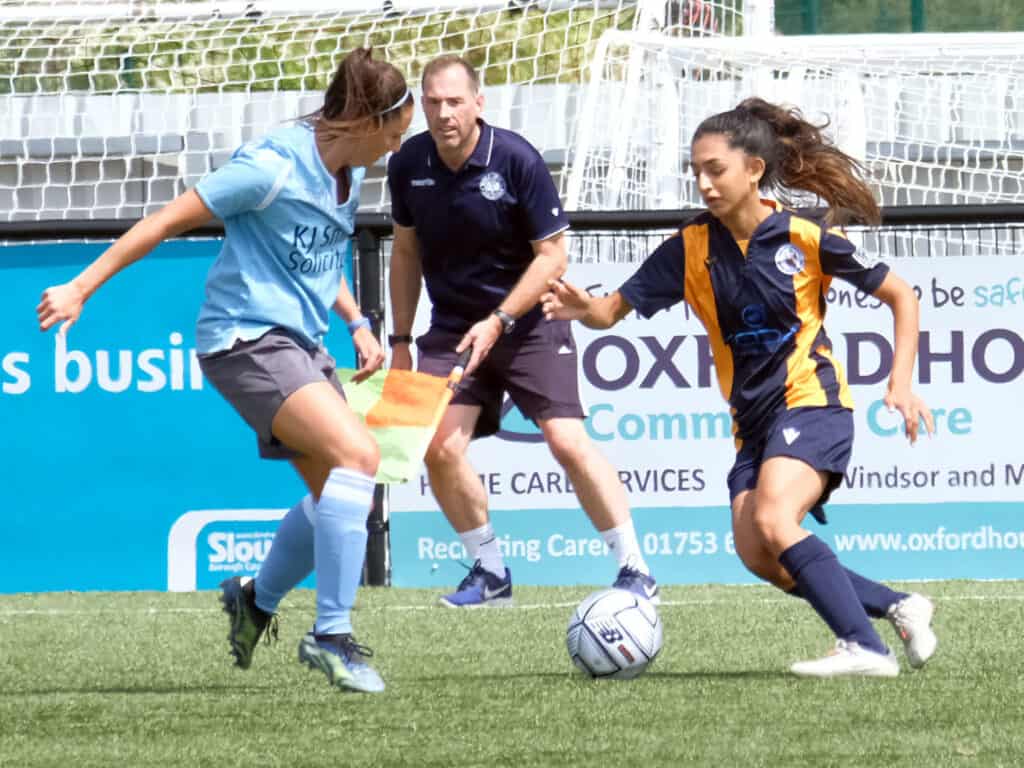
693, 97, 880, 225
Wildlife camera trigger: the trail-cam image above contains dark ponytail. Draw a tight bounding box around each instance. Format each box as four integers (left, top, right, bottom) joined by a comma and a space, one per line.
304, 47, 411, 135
693, 97, 880, 226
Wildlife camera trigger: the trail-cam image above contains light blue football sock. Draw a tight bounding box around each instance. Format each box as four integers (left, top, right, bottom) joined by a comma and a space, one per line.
313, 468, 375, 636
253, 495, 315, 615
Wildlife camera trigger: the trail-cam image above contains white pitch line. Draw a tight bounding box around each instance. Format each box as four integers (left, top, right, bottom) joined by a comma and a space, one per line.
1, 593, 1023, 617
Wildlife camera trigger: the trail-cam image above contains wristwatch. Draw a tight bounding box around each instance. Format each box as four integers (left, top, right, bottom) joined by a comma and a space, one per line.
388, 334, 414, 345
492, 308, 516, 335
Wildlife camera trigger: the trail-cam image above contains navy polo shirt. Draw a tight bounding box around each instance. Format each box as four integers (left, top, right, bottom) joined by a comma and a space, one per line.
387, 119, 569, 333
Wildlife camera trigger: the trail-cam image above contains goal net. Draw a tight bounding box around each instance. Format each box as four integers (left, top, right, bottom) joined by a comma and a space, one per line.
565, 30, 1024, 212
0, 0, 750, 221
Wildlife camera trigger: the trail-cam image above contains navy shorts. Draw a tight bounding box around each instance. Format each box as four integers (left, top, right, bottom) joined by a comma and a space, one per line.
726, 406, 854, 524
198, 327, 346, 460
416, 319, 585, 438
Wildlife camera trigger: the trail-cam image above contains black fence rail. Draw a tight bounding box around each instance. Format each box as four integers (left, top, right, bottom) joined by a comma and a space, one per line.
6, 204, 1024, 242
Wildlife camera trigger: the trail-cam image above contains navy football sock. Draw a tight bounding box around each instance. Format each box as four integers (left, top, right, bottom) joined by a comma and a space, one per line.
787, 569, 907, 619
843, 568, 907, 619
779, 535, 888, 655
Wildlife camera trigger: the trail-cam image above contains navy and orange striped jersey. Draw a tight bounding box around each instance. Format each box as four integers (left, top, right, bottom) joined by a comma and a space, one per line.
619, 203, 889, 440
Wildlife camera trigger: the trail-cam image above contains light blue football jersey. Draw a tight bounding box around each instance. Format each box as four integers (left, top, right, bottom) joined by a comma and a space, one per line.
193, 122, 364, 353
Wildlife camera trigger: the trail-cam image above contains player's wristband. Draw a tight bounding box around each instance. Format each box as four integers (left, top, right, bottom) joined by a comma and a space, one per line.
347, 316, 371, 334
388, 334, 414, 345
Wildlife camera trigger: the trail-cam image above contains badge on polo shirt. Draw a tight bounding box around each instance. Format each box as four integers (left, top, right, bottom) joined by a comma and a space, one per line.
479, 172, 506, 201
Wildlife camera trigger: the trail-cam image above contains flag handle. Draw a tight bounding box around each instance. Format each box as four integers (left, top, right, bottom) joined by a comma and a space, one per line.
448, 347, 473, 389
427, 347, 473, 436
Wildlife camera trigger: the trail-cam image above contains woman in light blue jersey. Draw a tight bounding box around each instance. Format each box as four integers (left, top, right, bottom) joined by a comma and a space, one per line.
36, 48, 414, 694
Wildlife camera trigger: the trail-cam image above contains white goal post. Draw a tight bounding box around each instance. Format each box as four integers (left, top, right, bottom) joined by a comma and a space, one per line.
0, 0, 761, 221
565, 30, 1024, 211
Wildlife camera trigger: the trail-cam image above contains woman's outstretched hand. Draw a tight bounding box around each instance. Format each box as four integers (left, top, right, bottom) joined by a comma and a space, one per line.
884, 384, 935, 444
351, 326, 385, 383
541, 279, 591, 322
37, 281, 85, 335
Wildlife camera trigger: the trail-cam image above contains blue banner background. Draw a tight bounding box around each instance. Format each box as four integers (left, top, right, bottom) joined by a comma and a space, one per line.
1, 240, 353, 593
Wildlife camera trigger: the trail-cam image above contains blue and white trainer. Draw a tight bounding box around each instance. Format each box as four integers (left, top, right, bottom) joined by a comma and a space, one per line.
439, 560, 513, 608
613, 566, 661, 605
298, 632, 385, 693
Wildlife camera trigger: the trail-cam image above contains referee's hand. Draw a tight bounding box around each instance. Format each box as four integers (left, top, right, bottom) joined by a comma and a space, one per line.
456, 315, 502, 376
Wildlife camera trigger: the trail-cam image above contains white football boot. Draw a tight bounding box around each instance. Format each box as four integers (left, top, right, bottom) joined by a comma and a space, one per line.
790, 639, 900, 678
886, 593, 937, 669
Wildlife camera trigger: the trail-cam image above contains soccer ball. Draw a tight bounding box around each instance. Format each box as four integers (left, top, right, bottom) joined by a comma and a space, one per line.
566, 587, 663, 679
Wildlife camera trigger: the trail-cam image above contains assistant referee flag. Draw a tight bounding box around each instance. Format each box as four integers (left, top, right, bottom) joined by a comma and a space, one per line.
336, 352, 468, 484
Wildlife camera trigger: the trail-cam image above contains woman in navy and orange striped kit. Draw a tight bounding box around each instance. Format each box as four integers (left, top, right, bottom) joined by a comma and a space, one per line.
543, 98, 939, 678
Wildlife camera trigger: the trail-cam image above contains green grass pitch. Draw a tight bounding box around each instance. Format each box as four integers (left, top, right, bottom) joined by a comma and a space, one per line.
2, 580, 1023, 767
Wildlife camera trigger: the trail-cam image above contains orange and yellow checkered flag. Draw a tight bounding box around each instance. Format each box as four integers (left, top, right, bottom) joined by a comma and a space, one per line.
336, 352, 469, 484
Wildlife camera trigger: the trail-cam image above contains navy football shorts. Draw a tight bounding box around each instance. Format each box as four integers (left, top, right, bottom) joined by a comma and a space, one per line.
726, 405, 854, 524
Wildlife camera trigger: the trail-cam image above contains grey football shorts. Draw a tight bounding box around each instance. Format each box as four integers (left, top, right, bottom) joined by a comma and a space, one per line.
198, 327, 346, 459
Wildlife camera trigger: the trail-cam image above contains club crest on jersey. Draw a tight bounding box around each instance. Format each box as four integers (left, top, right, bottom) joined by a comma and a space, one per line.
479, 172, 506, 201
774, 243, 806, 275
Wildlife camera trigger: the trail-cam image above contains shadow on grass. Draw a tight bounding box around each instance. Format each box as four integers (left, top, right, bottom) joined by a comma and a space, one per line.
395, 672, 572, 683
646, 670, 791, 681
395, 670, 789, 683
6, 671, 791, 695
0, 683, 269, 697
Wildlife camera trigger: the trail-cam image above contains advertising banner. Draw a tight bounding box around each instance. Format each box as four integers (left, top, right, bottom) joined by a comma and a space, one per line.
389, 254, 1024, 587
1, 239, 354, 593
4, 238, 1021, 592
